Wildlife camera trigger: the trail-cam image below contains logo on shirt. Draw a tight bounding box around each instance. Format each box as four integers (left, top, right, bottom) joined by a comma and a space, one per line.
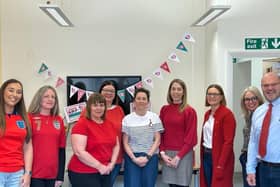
16, 120, 25, 129
53, 120, 61, 130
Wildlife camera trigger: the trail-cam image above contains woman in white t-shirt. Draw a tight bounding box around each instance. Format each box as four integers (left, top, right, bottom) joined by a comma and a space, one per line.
122, 88, 164, 187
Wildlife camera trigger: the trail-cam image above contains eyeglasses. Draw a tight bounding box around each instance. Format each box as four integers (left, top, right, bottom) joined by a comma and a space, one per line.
101, 89, 115, 94
244, 96, 258, 103
261, 82, 280, 89
207, 93, 221, 97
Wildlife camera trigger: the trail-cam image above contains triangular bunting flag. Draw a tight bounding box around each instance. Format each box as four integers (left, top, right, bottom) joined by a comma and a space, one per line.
153, 68, 163, 80
176, 41, 188, 53
86, 91, 94, 100
168, 52, 180, 62
44, 69, 53, 80
135, 81, 143, 89
77, 89, 86, 102
70, 85, 79, 98
126, 85, 135, 97
38, 63, 48, 74
160, 61, 171, 73
183, 32, 195, 43
55, 77, 65, 88
144, 77, 154, 88
117, 89, 126, 103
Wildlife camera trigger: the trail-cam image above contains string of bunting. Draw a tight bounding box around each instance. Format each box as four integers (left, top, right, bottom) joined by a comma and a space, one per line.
37, 32, 195, 103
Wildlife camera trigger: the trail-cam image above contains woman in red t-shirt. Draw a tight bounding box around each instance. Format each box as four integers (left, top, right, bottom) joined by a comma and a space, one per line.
0, 79, 32, 187
28, 85, 66, 187
68, 93, 120, 187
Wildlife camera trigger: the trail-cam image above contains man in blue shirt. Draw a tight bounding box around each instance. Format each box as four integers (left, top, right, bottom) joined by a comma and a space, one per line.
247, 72, 280, 186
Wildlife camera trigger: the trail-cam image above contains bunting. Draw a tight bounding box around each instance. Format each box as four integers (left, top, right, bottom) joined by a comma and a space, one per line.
38, 63, 48, 74
55, 77, 65, 88
117, 89, 126, 103
176, 41, 188, 53
168, 52, 180, 63
160, 61, 171, 73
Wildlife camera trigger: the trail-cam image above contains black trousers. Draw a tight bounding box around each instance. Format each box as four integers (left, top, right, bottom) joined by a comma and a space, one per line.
68, 170, 111, 187
31, 178, 56, 187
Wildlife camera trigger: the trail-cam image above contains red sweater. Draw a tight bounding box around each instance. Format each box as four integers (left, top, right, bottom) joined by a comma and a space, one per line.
160, 104, 197, 158
68, 117, 117, 173
30, 114, 66, 179
0, 114, 27, 172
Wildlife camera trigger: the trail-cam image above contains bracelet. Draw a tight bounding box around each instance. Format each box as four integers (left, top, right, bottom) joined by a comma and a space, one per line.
24, 170, 32, 176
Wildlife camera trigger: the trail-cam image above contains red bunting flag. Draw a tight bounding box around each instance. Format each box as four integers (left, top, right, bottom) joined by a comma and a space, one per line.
160, 61, 171, 73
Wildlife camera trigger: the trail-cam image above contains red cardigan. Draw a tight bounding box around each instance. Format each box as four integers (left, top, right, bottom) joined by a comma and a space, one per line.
200, 105, 236, 187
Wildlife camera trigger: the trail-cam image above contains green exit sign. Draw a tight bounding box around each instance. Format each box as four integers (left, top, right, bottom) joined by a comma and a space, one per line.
245, 37, 280, 50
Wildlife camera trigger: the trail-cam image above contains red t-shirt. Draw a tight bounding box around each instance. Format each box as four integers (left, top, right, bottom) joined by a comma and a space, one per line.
80, 106, 124, 164
68, 117, 117, 173
30, 114, 66, 179
0, 114, 27, 172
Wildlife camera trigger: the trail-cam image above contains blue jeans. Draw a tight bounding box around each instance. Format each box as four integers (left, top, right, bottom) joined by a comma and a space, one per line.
0, 169, 24, 187
203, 151, 212, 187
124, 153, 158, 187
258, 162, 280, 187
110, 163, 121, 187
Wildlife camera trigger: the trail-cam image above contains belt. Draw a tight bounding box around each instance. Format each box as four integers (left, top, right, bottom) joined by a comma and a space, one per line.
260, 160, 280, 167
203, 147, 212, 153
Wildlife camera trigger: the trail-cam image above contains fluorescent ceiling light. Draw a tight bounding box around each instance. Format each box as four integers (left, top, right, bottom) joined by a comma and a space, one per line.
192, 5, 231, 27
39, 4, 73, 27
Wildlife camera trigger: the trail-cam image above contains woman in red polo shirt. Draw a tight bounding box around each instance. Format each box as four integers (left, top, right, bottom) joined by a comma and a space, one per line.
28, 85, 66, 187
0, 79, 32, 187
68, 93, 120, 187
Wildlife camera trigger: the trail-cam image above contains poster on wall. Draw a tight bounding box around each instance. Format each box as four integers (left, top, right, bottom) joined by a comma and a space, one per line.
262, 61, 280, 75
64, 102, 86, 123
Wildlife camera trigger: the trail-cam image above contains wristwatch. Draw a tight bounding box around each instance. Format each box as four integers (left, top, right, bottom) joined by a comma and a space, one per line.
145, 153, 152, 160
24, 170, 32, 176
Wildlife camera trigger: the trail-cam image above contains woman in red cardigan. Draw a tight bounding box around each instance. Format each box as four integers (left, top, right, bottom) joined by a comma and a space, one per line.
200, 84, 236, 187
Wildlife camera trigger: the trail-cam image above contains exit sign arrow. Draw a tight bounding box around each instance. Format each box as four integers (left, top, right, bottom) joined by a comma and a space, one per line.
272, 38, 280, 48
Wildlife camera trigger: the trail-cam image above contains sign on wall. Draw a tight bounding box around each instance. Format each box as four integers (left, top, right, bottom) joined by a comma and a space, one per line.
245, 37, 280, 50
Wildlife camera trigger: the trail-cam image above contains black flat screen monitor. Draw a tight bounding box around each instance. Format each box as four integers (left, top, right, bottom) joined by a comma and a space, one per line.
66, 75, 142, 115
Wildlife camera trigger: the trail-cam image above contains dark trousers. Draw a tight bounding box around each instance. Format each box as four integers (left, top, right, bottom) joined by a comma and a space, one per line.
68, 170, 111, 187
203, 151, 212, 187
259, 162, 280, 187
239, 152, 260, 187
30, 178, 55, 187
124, 153, 158, 187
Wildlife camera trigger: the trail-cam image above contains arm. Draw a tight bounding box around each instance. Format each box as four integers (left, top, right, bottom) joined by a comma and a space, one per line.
55, 148, 65, 187
71, 134, 110, 175
147, 132, 161, 156
177, 108, 198, 158
21, 140, 33, 187
108, 136, 120, 171
217, 111, 236, 167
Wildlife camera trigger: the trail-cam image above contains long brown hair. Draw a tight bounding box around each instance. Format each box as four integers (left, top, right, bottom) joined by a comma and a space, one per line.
0, 79, 31, 142
167, 79, 188, 112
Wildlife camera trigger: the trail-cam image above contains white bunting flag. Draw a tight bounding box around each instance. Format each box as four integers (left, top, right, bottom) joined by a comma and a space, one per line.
126, 85, 135, 97
183, 32, 195, 43
86, 91, 94, 100
153, 68, 163, 80
168, 52, 180, 62
70, 85, 79, 98
144, 77, 154, 88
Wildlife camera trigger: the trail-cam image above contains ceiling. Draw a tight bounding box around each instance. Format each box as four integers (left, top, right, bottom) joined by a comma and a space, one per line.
1, 0, 279, 28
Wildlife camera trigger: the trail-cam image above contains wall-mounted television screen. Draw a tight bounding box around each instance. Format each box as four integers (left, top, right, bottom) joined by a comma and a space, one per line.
66, 75, 142, 115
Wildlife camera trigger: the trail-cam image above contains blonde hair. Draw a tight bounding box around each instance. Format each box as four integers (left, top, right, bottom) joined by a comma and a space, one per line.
28, 85, 60, 116
240, 86, 264, 120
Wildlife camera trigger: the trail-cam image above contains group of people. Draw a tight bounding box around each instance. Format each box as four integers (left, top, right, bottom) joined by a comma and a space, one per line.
0, 71, 279, 187
0, 80, 65, 187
